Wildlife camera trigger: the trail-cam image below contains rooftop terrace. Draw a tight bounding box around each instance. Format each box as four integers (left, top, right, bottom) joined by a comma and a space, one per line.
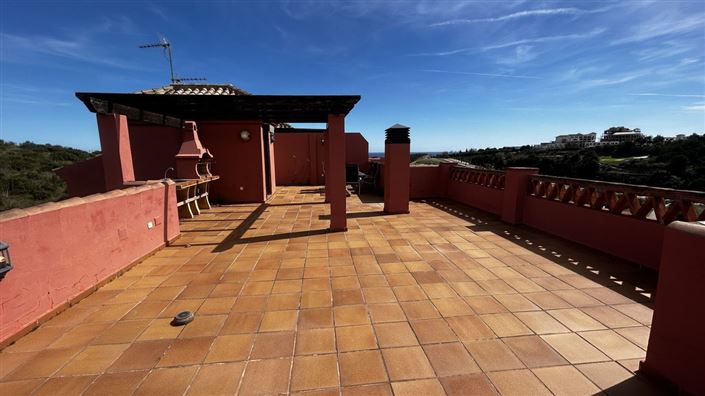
0, 187, 664, 395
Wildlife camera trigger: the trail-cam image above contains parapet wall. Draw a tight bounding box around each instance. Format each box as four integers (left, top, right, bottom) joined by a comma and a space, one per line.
406, 164, 705, 271
0, 181, 180, 346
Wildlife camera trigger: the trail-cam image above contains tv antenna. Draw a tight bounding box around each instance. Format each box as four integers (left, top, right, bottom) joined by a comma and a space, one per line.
139, 38, 206, 84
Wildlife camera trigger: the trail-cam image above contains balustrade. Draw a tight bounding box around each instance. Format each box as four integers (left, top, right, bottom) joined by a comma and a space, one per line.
529, 175, 705, 224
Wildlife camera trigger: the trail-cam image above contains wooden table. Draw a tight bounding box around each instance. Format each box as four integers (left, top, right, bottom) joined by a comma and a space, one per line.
174, 176, 220, 219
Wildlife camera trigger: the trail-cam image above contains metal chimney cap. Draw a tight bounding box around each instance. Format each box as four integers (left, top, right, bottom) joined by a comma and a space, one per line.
386, 123, 410, 131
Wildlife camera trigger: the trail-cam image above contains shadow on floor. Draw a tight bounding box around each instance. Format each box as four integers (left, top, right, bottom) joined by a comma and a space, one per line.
178, 203, 331, 251
300, 188, 325, 194
319, 210, 391, 220
266, 202, 327, 207
357, 192, 384, 204
425, 198, 658, 306
602, 374, 669, 395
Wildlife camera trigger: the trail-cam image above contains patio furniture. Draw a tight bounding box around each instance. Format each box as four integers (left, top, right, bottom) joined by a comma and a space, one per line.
346, 164, 361, 194
360, 162, 379, 193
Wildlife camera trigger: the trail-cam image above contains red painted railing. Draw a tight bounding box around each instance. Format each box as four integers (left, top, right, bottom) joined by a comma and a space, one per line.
449, 166, 506, 190
529, 175, 705, 224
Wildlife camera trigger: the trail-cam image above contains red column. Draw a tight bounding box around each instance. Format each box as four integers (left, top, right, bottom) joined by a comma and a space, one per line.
97, 113, 135, 191
327, 114, 347, 231
308, 134, 318, 185
323, 128, 331, 202
383, 124, 410, 214
641, 221, 705, 395
161, 179, 181, 244
501, 167, 539, 224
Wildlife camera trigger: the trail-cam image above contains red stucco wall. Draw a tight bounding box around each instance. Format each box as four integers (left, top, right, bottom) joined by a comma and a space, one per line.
345, 132, 369, 166
410, 166, 441, 199
268, 134, 277, 195
198, 121, 266, 203
521, 196, 664, 269
54, 156, 106, 198
128, 122, 182, 181
447, 179, 504, 216
275, 132, 368, 185
0, 182, 180, 345
274, 133, 317, 185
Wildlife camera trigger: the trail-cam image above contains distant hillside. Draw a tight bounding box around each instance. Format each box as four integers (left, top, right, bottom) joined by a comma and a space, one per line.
0, 140, 98, 211
442, 134, 705, 191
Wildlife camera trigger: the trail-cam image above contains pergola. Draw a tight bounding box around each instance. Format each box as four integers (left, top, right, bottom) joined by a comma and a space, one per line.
75, 92, 361, 231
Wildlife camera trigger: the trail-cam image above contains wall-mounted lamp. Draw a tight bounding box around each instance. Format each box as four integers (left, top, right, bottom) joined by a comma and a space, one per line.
0, 241, 12, 280
240, 130, 251, 141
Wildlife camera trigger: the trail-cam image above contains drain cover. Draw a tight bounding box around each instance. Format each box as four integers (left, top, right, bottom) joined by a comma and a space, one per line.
171, 310, 195, 326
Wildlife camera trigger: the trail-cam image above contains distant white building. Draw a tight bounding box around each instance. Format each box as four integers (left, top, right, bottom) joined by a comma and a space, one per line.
534, 132, 597, 150
555, 132, 597, 148
601, 128, 643, 143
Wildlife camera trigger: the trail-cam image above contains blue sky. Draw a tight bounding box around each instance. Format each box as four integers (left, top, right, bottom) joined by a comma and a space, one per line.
1, 1, 704, 152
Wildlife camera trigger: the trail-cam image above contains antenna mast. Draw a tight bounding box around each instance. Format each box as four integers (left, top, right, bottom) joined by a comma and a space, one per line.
139, 38, 206, 84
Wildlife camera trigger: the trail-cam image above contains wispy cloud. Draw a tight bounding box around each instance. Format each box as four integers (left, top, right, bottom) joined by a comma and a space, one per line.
611, 13, 705, 45
409, 48, 473, 57
409, 28, 605, 57
578, 75, 641, 88
146, 3, 169, 21
630, 93, 705, 98
633, 41, 693, 62
420, 69, 542, 80
1, 97, 72, 106
0, 33, 146, 70
495, 45, 537, 65
430, 7, 610, 27
683, 103, 705, 111
482, 28, 605, 51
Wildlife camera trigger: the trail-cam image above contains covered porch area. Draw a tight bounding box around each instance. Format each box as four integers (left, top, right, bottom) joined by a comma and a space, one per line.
71, 91, 361, 231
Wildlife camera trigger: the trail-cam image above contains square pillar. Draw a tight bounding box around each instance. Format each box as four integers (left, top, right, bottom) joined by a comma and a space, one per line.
323, 128, 331, 202
97, 113, 135, 190
327, 114, 347, 231
641, 221, 705, 395
501, 167, 539, 224
383, 124, 410, 214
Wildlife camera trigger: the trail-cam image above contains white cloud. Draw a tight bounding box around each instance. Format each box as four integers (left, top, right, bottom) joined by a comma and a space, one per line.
482, 28, 605, 51
430, 7, 611, 27
630, 93, 705, 98
409, 48, 473, 57
683, 103, 705, 111
410, 28, 605, 57
495, 45, 538, 65
0, 33, 145, 70
420, 69, 542, 79
611, 13, 705, 45
633, 41, 693, 62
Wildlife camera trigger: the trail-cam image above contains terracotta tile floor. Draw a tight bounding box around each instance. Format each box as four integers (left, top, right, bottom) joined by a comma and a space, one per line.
0, 186, 666, 395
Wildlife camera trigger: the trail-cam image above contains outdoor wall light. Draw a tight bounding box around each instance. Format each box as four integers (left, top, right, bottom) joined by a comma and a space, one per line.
240, 130, 251, 141
0, 241, 12, 280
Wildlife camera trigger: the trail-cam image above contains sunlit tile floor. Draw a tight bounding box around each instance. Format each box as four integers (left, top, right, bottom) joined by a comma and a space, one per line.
0, 186, 666, 395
